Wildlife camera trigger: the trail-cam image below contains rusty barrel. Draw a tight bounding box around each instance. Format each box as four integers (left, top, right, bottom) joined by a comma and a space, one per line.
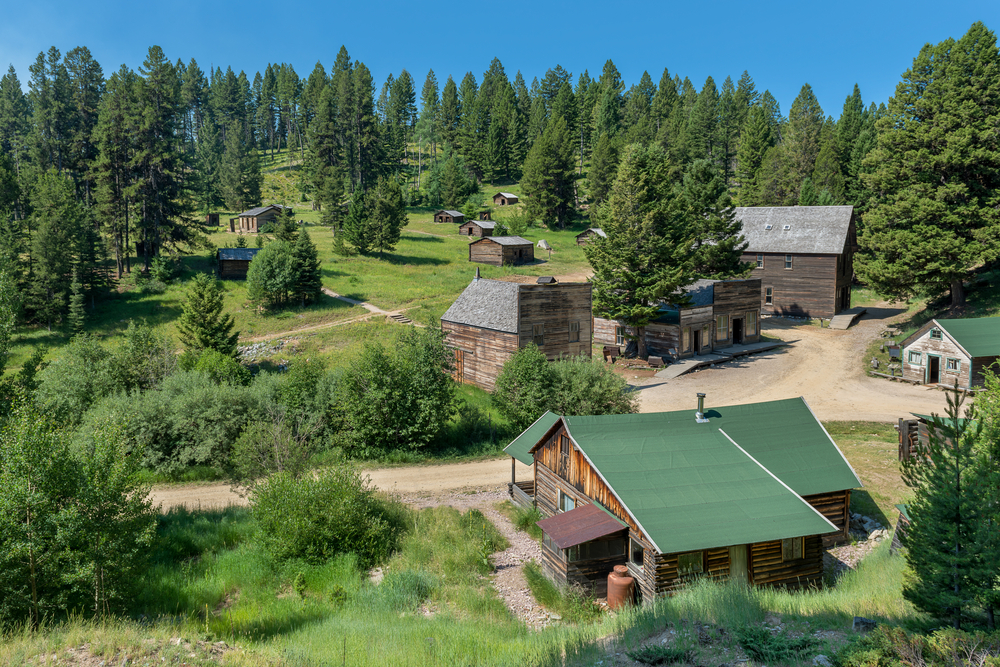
607, 564, 634, 609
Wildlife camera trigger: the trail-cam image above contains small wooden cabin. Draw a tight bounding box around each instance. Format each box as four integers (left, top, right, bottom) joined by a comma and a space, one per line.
736, 206, 856, 318
206, 213, 220, 226
434, 209, 465, 224
898, 413, 975, 462
504, 396, 861, 599
594, 279, 761, 358
492, 191, 519, 206
459, 219, 495, 237
469, 236, 534, 266
576, 228, 607, 245
441, 277, 593, 391
217, 247, 261, 280
899, 317, 1000, 389
229, 205, 288, 233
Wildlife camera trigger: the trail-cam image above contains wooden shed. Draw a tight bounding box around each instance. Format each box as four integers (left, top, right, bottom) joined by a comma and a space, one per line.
206, 213, 220, 226
229, 205, 288, 233
898, 413, 974, 462
469, 236, 534, 266
898, 317, 1000, 389
736, 206, 856, 318
504, 396, 861, 599
576, 227, 607, 246
479, 210, 492, 221
441, 277, 593, 391
594, 279, 761, 359
459, 219, 495, 237
433, 209, 465, 224
492, 191, 519, 206
217, 247, 260, 280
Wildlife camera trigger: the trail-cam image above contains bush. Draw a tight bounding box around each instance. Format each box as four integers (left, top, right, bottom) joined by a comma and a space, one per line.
492, 345, 554, 432
733, 623, 818, 664
625, 645, 693, 665
250, 465, 409, 568
179, 348, 251, 386
246, 240, 295, 308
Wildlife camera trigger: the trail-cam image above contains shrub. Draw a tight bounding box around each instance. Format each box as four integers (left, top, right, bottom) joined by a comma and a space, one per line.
733, 623, 818, 663
625, 645, 693, 665
246, 240, 295, 308
183, 348, 251, 386
492, 345, 554, 432
250, 465, 409, 568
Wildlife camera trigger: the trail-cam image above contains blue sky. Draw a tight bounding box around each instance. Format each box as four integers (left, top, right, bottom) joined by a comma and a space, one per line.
1, 0, 997, 118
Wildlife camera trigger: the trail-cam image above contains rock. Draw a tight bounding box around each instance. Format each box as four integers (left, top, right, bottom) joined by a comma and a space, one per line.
548, 613, 562, 620
813, 655, 832, 667
853, 616, 878, 632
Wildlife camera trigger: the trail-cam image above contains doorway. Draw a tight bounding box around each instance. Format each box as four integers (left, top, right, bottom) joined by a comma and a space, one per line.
729, 545, 748, 584
927, 355, 940, 384
733, 318, 744, 345
693, 330, 701, 355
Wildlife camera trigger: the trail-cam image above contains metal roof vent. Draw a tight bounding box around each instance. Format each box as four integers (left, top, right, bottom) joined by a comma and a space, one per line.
474, 267, 481, 281
783, 225, 791, 231
764, 224, 773, 230
695, 393, 710, 424
537, 276, 557, 285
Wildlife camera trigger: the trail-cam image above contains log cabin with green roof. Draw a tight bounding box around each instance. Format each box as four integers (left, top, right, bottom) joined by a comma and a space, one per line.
899, 317, 1000, 390
504, 396, 861, 599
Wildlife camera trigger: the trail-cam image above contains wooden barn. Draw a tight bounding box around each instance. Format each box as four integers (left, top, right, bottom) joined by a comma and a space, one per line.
469, 236, 534, 266
217, 247, 261, 280
492, 191, 519, 206
229, 205, 288, 233
504, 396, 861, 599
898, 317, 1000, 390
576, 228, 607, 245
593, 279, 761, 359
459, 219, 495, 237
434, 209, 465, 224
441, 276, 593, 391
735, 206, 856, 319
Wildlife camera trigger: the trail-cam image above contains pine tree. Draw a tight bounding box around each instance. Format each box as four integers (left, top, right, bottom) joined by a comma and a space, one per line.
587, 132, 619, 205
219, 120, 261, 211
439, 76, 460, 149
521, 115, 575, 227
734, 104, 774, 205
177, 273, 239, 357
291, 228, 322, 307
679, 159, 749, 279
782, 84, 824, 199
68, 267, 85, 335
858, 22, 1000, 308
811, 120, 844, 203
274, 210, 298, 243
798, 177, 818, 205
367, 176, 407, 255
684, 76, 719, 164
969, 368, 1000, 628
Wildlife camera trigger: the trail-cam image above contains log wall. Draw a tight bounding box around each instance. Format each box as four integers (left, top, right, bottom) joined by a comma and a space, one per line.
469, 240, 534, 266
441, 322, 519, 391
458, 221, 492, 237
749, 536, 823, 589
802, 490, 851, 543
218, 260, 251, 280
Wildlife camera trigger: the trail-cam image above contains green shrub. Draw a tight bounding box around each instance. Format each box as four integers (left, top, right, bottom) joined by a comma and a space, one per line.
734, 623, 818, 663
250, 465, 409, 568
625, 645, 692, 665
523, 561, 604, 623
512, 505, 543, 540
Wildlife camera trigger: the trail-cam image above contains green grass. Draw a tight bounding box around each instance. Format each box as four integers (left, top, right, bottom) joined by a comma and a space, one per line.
523, 562, 605, 624
823, 421, 906, 526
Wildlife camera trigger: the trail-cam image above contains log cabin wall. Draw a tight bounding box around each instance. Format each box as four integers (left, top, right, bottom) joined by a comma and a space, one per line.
742, 252, 841, 318
649, 547, 731, 595
802, 490, 851, 543
711, 281, 762, 348
441, 322, 519, 391
749, 535, 823, 589
593, 316, 620, 347
902, 329, 970, 387
469, 240, 504, 266
539, 533, 629, 596
459, 221, 492, 237
218, 260, 251, 280
518, 284, 593, 361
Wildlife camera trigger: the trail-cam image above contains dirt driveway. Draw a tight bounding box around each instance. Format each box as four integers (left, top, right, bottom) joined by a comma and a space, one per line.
637, 305, 952, 422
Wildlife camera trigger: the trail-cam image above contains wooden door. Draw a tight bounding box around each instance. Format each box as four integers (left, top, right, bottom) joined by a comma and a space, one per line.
927, 355, 940, 384
729, 545, 748, 584
733, 318, 743, 345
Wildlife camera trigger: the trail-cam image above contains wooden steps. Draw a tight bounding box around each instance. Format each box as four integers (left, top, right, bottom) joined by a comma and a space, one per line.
829, 307, 867, 330
389, 313, 414, 325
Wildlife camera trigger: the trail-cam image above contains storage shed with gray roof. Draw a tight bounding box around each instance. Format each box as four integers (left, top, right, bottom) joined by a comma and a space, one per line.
433, 209, 465, 224
468, 235, 534, 266
441, 275, 593, 390
459, 218, 496, 237
735, 206, 856, 318
229, 204, 290, 233
217, 247, 261, 280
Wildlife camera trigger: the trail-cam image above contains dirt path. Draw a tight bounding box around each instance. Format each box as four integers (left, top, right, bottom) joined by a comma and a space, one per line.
637, 305, 950, 422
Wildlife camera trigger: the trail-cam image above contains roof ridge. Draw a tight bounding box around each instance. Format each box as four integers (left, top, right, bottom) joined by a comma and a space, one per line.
799, 396, 863, 487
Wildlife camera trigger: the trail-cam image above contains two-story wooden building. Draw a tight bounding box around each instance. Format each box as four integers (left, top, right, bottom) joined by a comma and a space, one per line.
441, 276, 592, 390
735, 206, 856, 318
898, 317, 1000, 389
593, 279, 761, 359
505, 396, 861, 599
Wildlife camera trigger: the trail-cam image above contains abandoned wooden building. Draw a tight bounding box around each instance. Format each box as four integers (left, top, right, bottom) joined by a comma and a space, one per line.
492, 191, 519, 206
468, 236, 534, 266
735, 206, 856, 319
228, 205, 289, 233
433, 209, 465, 224
898, 412, 976, 462
898, 317, 1000, 390
217, 247, 261, 280
441, 276, 593, 390
458, 219, 495, 237
576, 228, 607, 245
206, 213, 220, 226
505, 396, 861, 599
593, 279, 761, 359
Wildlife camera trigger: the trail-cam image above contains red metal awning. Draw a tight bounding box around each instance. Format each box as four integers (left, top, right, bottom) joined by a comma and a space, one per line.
536, 503, 628, 550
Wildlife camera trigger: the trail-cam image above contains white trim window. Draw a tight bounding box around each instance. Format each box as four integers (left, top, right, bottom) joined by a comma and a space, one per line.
765, 287, 773, 305
784, 254, 793, 269
615, 326, 625, 346
558, 490, 575, 514
946, 358, 960, 371
756, 253, 763, 269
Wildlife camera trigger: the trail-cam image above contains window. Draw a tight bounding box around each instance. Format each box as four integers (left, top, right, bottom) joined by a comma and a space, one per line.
615, 326, 625, 346
568, 538, 626, 562
908, 351, 922, 364
756, 253, 763, 269
558, 490, 575, 513
781, 537, 804, 561
716, 314, 729, 341
678, 551, 704, 575
784, 254, 793, 269
930, 328, 942, 340
533, 323, 544, 346
946, 358, 960, 371
682, 327, 691, 351
765, 287, 773, 305
630, 539, 645, 570
746, 311, 757, 336
559, 435, 571, 467
703, 328, 710, 348
569, 321, 580, 343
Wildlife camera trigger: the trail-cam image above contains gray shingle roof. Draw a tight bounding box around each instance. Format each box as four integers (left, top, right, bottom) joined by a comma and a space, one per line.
468, 220, 496, 229
218, 247, 261, 261
236, 204, 285, 217
577, 227, 606, 239
436, 209, 464, 217
494, 192, 518, 199
735, 206, 853, 254
477, 235, 531, 246
681, 279, 717, 307
440, 278, 520, 333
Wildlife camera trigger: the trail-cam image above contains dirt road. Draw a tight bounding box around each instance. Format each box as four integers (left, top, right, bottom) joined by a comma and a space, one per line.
637, 306, 950, 422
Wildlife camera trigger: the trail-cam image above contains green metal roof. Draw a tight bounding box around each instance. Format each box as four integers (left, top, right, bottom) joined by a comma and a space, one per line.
895, 504, 911, 522
936, 317, 1000, 358
504, 411, 560, 465
561, 408, 839, 554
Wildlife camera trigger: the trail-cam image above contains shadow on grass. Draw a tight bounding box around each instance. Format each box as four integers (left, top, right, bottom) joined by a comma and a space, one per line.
402, 234, 446, 243
377, 254, 450, 266
850, 489, 892, 527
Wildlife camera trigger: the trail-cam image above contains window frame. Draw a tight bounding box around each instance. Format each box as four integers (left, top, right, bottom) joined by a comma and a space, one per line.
784, 254, 793, 270
716, 314, 729, 341
682, 326, 691, 351
781, 537, 804, 562
908, 350, 922, 364
764, 287, 773, 305
946, 357, 960, 371
569, 321, 580, 343
756, 253, 763, 269
929, 328, 943, 341
677, 551, 704, 576
533, 323, 544, 346
629, 539, 645, 571
558, 490, 575, 514
746, 311, 757, 336
615, 326, 625, 346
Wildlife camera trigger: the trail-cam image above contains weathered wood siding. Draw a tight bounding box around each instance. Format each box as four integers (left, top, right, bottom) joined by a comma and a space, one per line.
576, 230, 603, 246
434, 212, 463, 223
458, 221, 492, 237
469, 240, 533, 266
441, 321, 519, 391
493, 194, 518, 206
902, 329, 971, 388
218, 259, 251, 280
517, 284, 592, 361
593, 316, 620, 347
712, 280, 762, 348
540, 533, 628, 596
742, 252, 842, 318
593, 308, 712, 359
971, 356, 1000, 389
802, 490, 851, 542
750, 536, 823, 589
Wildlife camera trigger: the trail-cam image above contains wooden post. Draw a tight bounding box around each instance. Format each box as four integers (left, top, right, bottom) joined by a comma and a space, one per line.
511, 456, 516, 486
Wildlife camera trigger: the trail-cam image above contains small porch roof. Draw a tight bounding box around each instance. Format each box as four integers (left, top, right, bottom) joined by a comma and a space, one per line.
536, 503, 627, 550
